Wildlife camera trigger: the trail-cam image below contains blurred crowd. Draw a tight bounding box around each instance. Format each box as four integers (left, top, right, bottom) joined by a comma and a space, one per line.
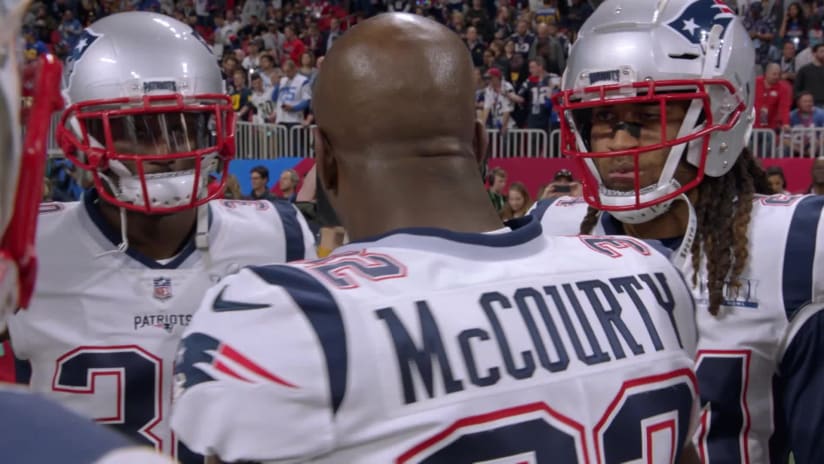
27, 0, 824, 211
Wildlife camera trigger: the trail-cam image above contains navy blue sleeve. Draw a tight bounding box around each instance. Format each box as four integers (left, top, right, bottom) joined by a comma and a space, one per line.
269, 199, 306, 262
0, 389, 136, 463
781, 195, 824, 318
249, 264, 348, 414
527, 197, 559, 222
780, 307, 824, 464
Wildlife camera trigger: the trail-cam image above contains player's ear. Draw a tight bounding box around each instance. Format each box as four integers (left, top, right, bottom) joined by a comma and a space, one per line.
473, 120, 488, 177
314, 126, 338, 196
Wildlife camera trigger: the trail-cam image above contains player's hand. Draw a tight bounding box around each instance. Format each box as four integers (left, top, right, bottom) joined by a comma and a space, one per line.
282, 103, 293, 111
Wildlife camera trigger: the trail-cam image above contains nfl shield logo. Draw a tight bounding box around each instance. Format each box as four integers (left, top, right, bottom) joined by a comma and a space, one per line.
153, 277, 173, 301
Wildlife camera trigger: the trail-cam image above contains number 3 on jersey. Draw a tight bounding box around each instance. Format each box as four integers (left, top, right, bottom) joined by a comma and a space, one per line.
51, 345, 204, 464
400, 370, 697, 463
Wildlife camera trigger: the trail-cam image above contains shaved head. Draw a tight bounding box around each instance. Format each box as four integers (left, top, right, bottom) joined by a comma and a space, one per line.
314, 13, 477, 153
312, 13, 498, 241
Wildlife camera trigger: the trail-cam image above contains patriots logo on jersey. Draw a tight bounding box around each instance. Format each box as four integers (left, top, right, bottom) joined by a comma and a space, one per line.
667, 0, 735, 45
153, 277, 173, 301
174, 332, 298, 395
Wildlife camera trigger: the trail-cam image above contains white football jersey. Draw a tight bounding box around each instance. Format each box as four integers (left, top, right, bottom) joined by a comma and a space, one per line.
530, 194, 824, 464
172, 217, 699, 463
6, 191, 316, 464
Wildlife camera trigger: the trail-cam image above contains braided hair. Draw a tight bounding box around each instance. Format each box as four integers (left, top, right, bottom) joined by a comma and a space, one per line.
579, 148, 771, 315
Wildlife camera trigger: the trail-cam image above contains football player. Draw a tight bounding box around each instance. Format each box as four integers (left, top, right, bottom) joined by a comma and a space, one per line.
172, 13, 701, 463
530, 0, 824, 463
3, 11, 315, 464
0, 2, 174, 463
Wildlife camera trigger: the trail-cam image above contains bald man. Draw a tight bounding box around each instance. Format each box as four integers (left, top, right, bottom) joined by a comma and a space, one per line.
171, 13, 700, 464
754, 62, 792, 130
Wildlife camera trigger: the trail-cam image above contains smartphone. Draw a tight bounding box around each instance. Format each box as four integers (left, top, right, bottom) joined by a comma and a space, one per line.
553, 184, 571, 193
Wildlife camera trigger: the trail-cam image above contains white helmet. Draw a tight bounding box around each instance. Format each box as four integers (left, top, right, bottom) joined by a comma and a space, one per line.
554, 0, 755, 223
58, 11, 235, 214
0, 0, 62, 328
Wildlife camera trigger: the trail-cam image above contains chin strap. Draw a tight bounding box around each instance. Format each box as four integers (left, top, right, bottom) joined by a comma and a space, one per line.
195, 203, 209, 250
95, 206, 129, 258
670, 194, 698, 270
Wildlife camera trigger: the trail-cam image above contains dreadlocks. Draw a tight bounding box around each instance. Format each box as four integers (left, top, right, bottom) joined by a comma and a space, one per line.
579, 147, 770, 315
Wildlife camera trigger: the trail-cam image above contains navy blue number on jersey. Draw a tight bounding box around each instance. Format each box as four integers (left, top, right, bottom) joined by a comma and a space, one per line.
307, 251, 406, 289
694, 350, 751, 464
51, 346, 204, 464
400, 370, 696, 463
580, 237, 651, 258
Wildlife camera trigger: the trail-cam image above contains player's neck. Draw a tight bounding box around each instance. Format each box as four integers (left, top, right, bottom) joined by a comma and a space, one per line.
619, 200, 691, 240
814, 183, 824, 195
98, 202, 198, 260
345, 183, 504, 241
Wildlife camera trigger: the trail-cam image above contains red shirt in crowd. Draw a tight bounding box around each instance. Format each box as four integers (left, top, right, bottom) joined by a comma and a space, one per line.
282, 38, 306, 66
754, 75, 792, 129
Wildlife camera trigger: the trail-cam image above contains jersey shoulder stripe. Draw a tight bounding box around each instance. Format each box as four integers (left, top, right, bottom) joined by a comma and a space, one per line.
267, 199, 307, 261
782, 194, 824, 318
529, 197, 558, 222
248, 263, 347, 412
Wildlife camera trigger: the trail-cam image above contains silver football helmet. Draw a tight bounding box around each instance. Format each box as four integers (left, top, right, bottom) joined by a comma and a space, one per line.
554, 0, 755, 223
58, 11, 234, 214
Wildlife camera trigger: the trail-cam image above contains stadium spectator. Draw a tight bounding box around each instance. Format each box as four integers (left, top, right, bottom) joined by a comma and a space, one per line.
302, 23, 324, 57
533, 0, 559, 25
531, 23, 566, 75
465, 0, 492, 40
487, 166, 507, 213
518, 57, 552, 134
744, 1, 777, 73
811, 157, 824, 194
298, 50, 318, 82
322, 17, 342, 55
510, 19, 535, 59
223, 174, 243, 199
258, 53, 280, 88
247, 165, 277, 200
481, 67, 517, 133
765, 166, 789, 194
262, 21, 285, 55
565, 0, 594, 32
794, 43, 824, 106
542, 168, 582, 198
58, 10, 82, 49
249, 73, 275, 124
493, 6, 514, 40
241, 38, 265, 71
230, 69, 253, 119
465, 26, 485, 67
504, 181, 532, 219
277, 168, 300, 201
754, 63, 792, 130
282, 24, 306, 65
786, 92, 824, 156
273, 59, 311, 154
780, 2, 808, 50
779, 40, 798, 83
221, 55, 240, 90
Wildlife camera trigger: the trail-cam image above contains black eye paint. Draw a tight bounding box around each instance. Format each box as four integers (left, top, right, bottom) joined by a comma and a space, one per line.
613, 121, 642, 138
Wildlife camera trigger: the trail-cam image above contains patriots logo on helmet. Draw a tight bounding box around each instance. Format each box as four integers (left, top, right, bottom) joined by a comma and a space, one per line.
67, 29, 101, 64
667, 0, 735, 45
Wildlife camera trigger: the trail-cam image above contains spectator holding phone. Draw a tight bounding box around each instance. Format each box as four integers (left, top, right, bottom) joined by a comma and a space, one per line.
541, 169, 582, 199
